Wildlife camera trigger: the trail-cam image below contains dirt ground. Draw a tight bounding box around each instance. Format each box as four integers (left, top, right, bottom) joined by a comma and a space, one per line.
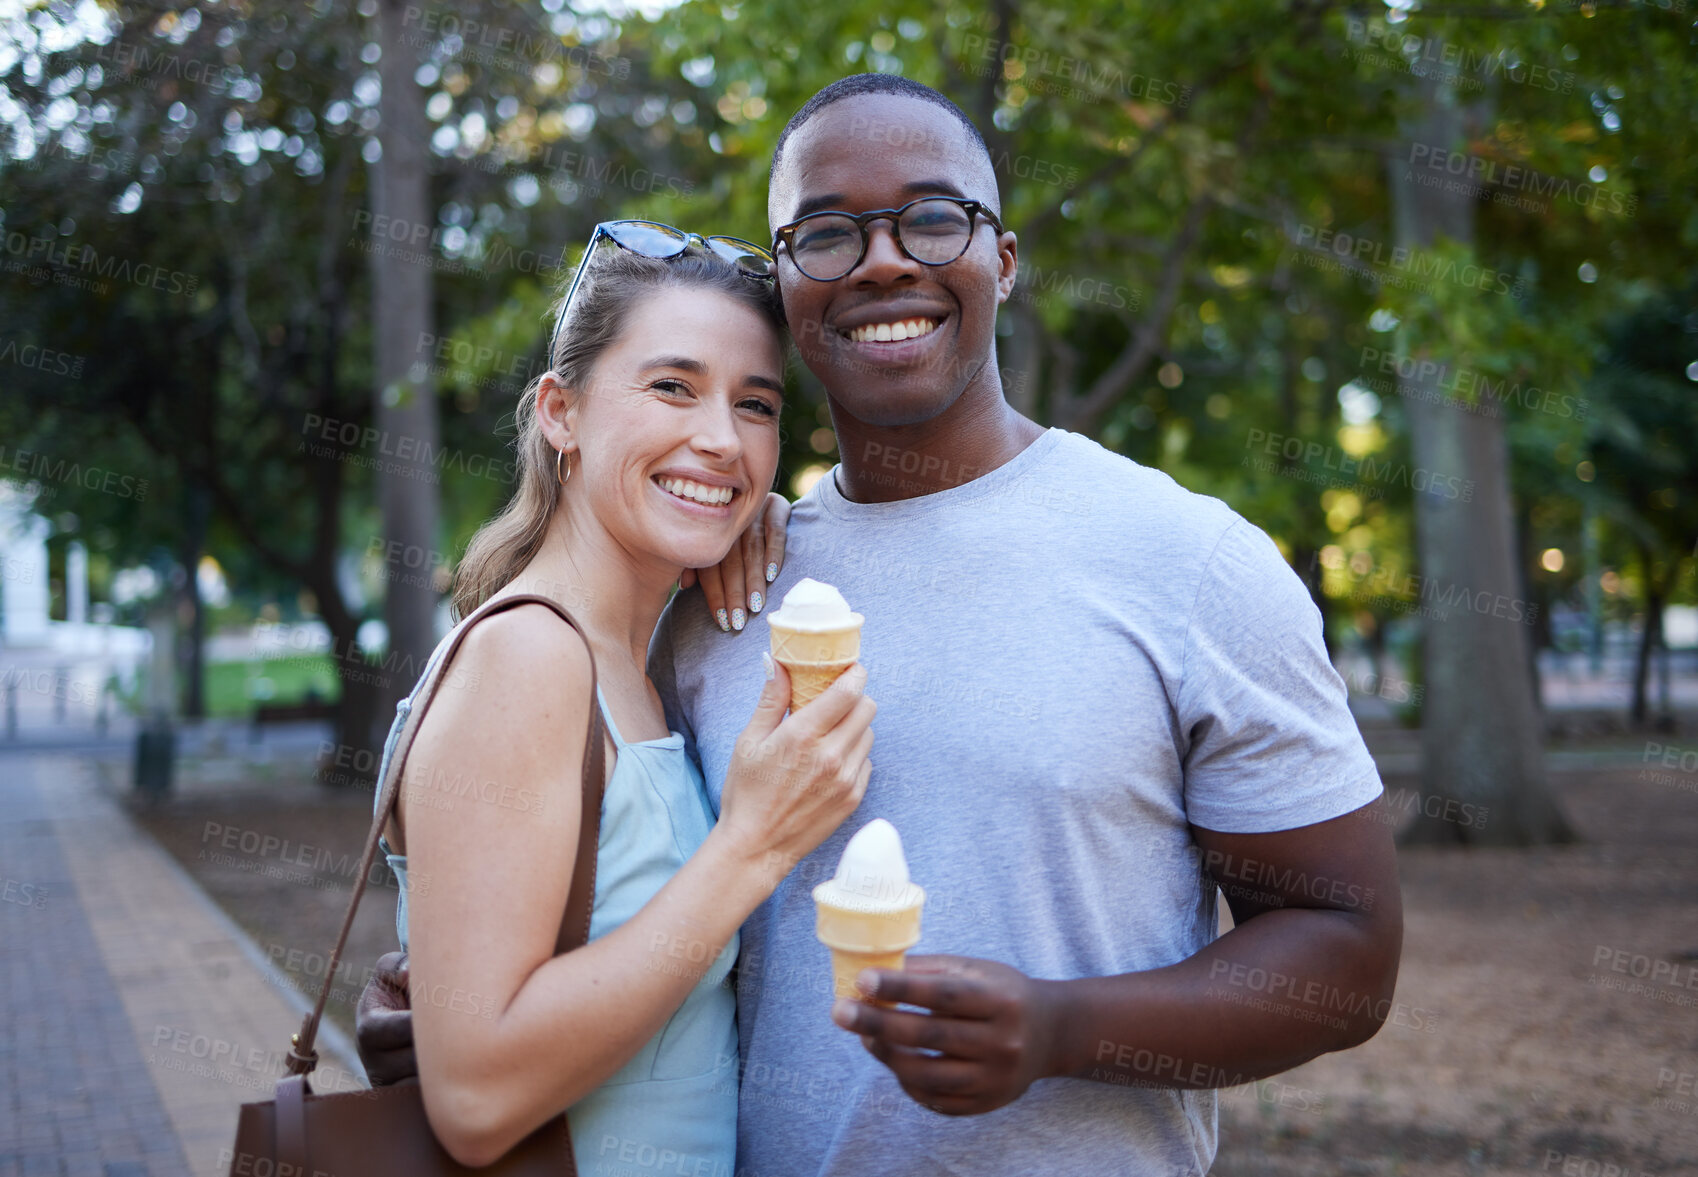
127, 736, 1698, 1175
1214, 756, 1698, 1177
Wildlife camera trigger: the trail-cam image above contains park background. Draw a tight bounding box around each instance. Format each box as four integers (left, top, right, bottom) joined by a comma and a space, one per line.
1, 0, 1696, 1174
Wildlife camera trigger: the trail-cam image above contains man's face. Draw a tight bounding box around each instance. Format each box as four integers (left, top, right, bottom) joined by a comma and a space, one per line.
769, 94, 1017, 429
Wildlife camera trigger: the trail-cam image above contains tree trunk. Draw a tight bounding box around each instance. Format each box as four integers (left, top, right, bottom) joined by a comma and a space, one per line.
1389, 69, 1571, 846
1274, 283, 1329, 640
370, 0, 441, 743
177, 480, 209, 719
1630, 542, 1663, 729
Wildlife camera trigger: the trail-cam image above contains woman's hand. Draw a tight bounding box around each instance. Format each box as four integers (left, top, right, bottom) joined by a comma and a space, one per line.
680, 491, 789, 632
716, 660, 875, 880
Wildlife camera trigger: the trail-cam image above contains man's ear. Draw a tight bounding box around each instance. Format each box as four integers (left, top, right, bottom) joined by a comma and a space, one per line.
994, 230, 1018, 305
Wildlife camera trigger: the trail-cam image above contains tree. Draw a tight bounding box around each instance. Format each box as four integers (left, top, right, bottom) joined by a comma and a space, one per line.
369, 0, 441, 721
1586, 289, 1698, 729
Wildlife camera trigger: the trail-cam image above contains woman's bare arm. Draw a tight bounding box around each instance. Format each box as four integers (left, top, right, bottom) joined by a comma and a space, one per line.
401, 603, 871, 1166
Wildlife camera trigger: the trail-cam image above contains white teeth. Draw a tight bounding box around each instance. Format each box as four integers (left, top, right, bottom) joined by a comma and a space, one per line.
846, 318, 939, 344
657, 476, 733, 506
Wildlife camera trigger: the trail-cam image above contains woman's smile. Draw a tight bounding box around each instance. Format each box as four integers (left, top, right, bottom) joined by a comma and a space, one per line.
652, 472, 742, 514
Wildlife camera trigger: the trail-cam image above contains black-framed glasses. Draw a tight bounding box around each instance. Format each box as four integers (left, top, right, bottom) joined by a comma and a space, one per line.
772, 196, 1005, 282
549, 220, 774, 352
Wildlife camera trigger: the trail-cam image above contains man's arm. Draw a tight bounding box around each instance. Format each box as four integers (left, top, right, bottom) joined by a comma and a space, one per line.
836, 799, 1401, 1116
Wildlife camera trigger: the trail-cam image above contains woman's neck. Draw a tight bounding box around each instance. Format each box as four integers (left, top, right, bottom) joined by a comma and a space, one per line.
504, 510, 679, 673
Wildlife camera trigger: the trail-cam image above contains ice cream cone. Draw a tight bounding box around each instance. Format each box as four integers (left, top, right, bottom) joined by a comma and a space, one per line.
813, 885, 924, 1007
766, 578, 864, 712
769, 620, 862, 710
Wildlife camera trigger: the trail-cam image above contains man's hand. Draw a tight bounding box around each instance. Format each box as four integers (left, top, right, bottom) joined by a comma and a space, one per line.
354, 951, 420, 1086
830, 955, 1062, 1116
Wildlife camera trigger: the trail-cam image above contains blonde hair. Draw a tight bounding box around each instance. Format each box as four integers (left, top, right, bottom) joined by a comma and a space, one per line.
451, 246, 783, 618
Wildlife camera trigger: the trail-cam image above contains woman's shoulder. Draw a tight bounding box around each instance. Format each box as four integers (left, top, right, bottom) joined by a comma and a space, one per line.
431, 598, 597, 727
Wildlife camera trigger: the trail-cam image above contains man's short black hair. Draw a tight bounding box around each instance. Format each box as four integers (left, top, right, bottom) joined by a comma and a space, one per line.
770, 73, 996, 196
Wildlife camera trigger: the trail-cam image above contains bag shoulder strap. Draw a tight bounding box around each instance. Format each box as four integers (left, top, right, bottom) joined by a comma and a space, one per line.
285, 592, 608, 1075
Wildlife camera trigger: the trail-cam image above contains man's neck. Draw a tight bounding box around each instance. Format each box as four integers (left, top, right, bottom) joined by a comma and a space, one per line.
831, 382, 1046, 504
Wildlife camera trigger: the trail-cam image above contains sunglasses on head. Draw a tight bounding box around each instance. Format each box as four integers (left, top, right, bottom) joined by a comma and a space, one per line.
548, 220, 775, 353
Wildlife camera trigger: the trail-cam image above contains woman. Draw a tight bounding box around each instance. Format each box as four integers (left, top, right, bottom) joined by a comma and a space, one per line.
374, 233, 875, 1172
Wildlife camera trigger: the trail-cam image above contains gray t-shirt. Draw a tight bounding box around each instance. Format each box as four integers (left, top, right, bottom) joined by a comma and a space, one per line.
649, 427, 1382, 1176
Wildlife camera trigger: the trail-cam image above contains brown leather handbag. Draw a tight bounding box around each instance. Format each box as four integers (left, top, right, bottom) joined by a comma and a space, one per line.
226, 593, 608, 1176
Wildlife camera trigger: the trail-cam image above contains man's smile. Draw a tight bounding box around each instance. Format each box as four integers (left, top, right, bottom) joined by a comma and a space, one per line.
843, 317, 940, 343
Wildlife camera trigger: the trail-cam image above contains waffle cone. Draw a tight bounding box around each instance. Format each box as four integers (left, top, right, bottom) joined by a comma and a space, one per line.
769, 618, 862, 710
813, 884, 924, 1007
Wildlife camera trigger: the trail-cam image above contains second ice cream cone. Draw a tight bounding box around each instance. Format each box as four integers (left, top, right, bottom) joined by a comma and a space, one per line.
826, 946, 910, 1006
813, 886, 924, 1008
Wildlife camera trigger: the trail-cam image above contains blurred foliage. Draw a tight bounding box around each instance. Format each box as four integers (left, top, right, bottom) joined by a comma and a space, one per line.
0, 0, 1694, 682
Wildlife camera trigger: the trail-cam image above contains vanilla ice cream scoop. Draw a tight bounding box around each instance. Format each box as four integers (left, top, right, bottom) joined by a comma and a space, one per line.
815, 818, 924, 912
768, 577, 861, 632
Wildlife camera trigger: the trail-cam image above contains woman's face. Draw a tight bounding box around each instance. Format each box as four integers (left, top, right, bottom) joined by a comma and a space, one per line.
562, 284, 785, 572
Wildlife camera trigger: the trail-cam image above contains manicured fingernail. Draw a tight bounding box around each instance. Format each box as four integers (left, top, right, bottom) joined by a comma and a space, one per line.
831, 998, 855, 1028
716, 608, 729, 632
762, 652, 775, 680
731, 608, 746, 631
857, 969, 879, 997
750, 590, 764, 613
766, 562, 778, 583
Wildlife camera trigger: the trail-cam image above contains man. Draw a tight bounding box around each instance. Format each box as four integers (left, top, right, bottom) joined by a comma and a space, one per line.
361, 74, 1401, 1176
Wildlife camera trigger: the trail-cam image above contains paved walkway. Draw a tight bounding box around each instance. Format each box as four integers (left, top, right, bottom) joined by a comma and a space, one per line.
1, 752, 363, 1177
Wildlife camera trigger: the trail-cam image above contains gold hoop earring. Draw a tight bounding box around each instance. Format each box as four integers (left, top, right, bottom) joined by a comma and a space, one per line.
556, 448, 572, 486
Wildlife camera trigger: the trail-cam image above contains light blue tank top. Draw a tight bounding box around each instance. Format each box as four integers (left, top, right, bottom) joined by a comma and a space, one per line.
374, 632, 739, 1177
